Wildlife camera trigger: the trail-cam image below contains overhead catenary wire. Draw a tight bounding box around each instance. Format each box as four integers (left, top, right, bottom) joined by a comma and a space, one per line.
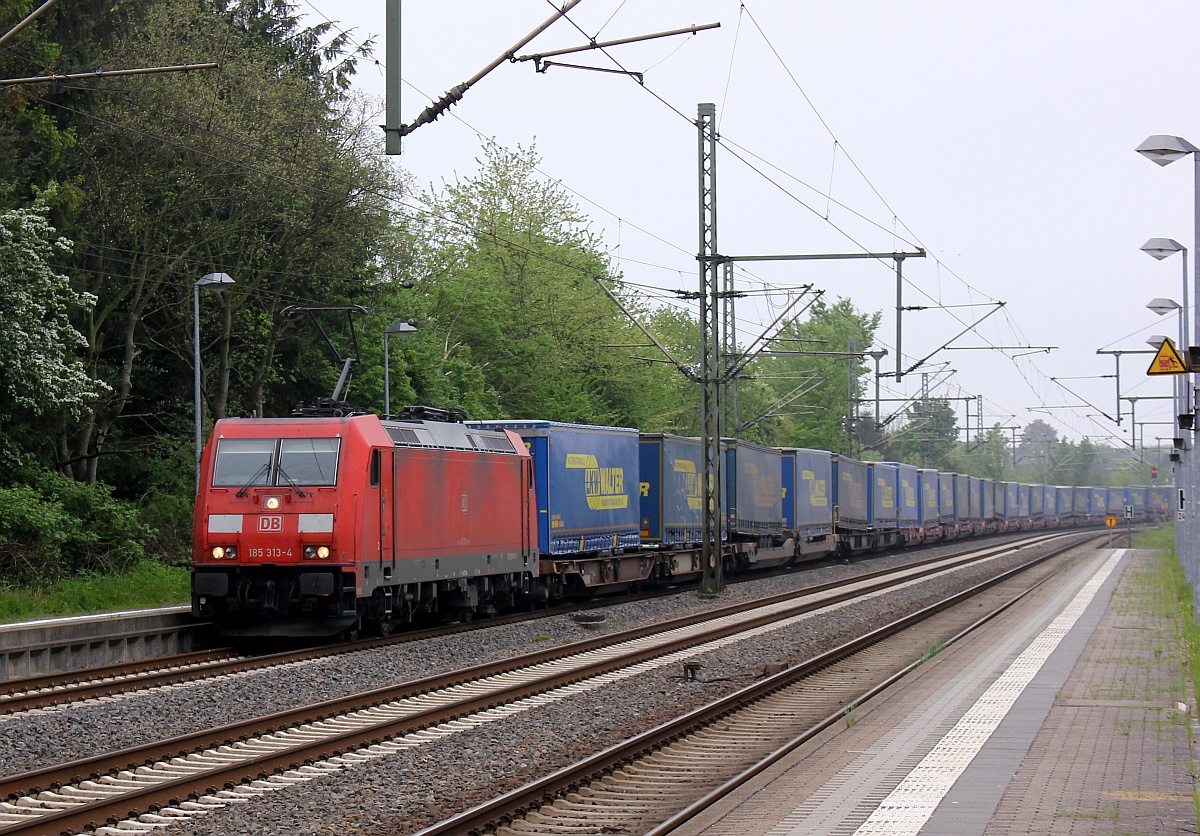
23, 1, 1108, 436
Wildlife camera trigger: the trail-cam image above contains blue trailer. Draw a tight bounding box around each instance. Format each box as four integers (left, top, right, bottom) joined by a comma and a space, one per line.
952, 473, 972, 536
1017, 483, 1031, 526
1105, 486, 1122, 515
896, 463, 920, 528
1124, 486, 1148, 520
870, 462, 900, 531
939, 473, 959, 538
780, 448, 836, 558
1055, 486, 1075, 523
1151, 485, 1172, 518
980, 478, 996, 531
832, 455, 872, 552
1087, 486, 1107, 520
918, 468, 942, 536
724, 440, 783, 539
880, 462, 920, 543
998, 481, 1019, 529
1072, 487, 1089, 519
638, 433, 717, 547
1029, 484, 1046, 524
471, 420, 641, 556
866, 462, 902, 549
966, 476, 983, 531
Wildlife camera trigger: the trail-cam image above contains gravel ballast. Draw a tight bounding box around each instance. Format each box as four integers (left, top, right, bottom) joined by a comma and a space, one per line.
0, 532, 1098, 834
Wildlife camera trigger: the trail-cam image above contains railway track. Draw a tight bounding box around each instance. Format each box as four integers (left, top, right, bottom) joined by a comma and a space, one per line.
414, 531, 1103, 835
0, 531, 1049, 716
0, 530, 1087, 835
0, 599, 631, 715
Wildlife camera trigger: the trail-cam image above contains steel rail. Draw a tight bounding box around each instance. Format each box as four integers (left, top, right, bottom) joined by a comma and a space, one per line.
0, 532, 1089, 834
0, 530, 1057, 715
413, 533, 1101, 836
644, 538, 1102, 834
0, 598, 628, 714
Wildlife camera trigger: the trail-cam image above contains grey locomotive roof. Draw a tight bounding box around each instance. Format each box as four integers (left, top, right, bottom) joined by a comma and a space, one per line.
381, 419, 516, 454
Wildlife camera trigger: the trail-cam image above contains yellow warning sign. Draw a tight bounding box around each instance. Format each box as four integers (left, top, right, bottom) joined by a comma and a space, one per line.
1147, 336, 1190, 376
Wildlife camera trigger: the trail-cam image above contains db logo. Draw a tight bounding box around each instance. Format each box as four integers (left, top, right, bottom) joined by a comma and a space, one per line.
258, 516, 283, 532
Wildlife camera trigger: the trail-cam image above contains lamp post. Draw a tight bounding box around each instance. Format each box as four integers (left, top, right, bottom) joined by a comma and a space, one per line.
194, 272, 236, 491
383, 318, 419, 419
1138, 134, 1200, 605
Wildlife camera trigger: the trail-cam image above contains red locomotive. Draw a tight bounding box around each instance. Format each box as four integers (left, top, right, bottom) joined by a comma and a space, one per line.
191, 409, 537, 637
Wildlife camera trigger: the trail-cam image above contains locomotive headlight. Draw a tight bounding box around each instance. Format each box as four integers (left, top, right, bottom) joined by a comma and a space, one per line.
264, 495, 282, 510
317, 546, 330, 559
211, 546, 236, 560
303, 545, 331, 560
211, 546, 225, 559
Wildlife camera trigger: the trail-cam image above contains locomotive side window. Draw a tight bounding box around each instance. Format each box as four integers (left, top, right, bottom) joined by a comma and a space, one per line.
369, 449, 380, 488
213, 439, 275, 487
278, 438, 341, 486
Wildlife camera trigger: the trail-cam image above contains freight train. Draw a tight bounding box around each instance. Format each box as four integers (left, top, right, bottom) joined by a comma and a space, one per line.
191, 407, 1169, 637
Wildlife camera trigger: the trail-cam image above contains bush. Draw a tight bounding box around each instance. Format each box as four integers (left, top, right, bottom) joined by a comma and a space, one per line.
0, 559, 190, 622
0, 470, 153, 587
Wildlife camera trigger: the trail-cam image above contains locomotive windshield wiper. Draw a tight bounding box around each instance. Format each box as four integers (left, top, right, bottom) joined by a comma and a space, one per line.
235, 463, 270, 498
275, 464, 308, 497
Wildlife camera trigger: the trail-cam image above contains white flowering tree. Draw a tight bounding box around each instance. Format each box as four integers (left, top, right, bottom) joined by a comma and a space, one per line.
0, 203, 101, 424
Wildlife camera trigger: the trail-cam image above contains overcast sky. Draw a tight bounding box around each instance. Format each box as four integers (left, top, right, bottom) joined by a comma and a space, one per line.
303, 0, 1200, 458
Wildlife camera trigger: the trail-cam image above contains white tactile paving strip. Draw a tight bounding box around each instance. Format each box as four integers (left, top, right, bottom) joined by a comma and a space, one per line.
761, 548, 1125, 836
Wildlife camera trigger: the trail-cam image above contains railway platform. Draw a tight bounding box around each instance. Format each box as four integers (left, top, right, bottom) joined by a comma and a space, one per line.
674, 546, 1199, 835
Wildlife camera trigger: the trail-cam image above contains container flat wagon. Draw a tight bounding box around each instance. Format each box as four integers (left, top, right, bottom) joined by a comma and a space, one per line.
833, 455, 871, 552
473, 420, 647, 592
869, 462, 902, 550
639, 433, 713, 548
918, 468, 942, 541
780, 447, 837, 558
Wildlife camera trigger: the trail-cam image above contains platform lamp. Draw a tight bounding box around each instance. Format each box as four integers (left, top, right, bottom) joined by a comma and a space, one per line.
1138, 135, 1200, 603
194, 272, 236, 491
383, 318, 419, 419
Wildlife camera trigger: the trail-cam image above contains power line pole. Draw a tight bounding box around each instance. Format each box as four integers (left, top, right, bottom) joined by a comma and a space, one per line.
697, 103, 723, 596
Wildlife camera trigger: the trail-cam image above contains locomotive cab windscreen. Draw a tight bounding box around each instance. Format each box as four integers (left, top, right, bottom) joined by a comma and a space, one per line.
212, 437, 341, 488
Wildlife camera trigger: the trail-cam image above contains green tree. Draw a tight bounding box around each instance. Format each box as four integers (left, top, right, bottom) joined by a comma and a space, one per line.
1016, 418, 1057, 481
1046, 437, 1101, 485
410, 143, 669, 425
979, 424, 1011, 479
0, 199, 103, 468
751, 297, 881, 452
885, 398, 959, 468
36, 0, 398, 482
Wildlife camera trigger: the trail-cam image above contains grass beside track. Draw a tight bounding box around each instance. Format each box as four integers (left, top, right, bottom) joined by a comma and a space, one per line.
1131, 524, 1200, 824
0, 560, 189, 624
